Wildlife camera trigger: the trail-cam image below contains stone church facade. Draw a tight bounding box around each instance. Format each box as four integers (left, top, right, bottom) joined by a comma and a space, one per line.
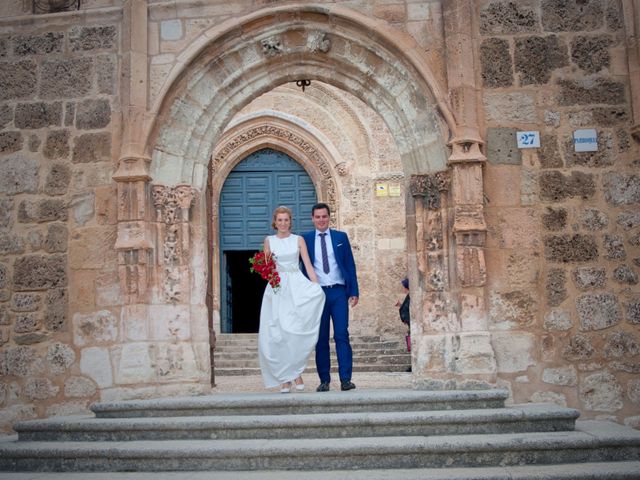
0, 0, 639, 433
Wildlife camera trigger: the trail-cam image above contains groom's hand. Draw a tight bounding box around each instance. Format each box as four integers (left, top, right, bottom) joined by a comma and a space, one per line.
349, 296, 359, 307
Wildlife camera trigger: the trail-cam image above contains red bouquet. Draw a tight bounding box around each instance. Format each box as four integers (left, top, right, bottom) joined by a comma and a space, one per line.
249, 251, 280, 292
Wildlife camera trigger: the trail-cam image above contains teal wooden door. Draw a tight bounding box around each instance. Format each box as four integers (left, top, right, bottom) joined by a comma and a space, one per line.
219, 148, 317, 333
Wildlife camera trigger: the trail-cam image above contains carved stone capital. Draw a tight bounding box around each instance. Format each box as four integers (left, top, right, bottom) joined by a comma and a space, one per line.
113, 155, 152, 182
447, 138, 486, 164
410, 172, 450, 209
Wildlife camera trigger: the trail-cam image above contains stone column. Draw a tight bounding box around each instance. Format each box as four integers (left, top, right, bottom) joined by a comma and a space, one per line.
113, 156, 154, 304
151, 185, 197, 305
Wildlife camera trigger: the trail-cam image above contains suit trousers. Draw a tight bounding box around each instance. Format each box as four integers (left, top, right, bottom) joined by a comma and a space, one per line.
316, 284, 352, 382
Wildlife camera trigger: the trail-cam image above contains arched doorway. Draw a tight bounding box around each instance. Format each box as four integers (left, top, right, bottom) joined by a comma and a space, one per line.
218, 148, 316, 333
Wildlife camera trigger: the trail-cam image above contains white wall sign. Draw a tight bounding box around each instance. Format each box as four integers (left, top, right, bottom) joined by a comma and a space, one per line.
516, 131, 540, 148
573, 129, 598, 152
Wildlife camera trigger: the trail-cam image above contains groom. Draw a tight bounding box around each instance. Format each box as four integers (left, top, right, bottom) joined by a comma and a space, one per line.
302, 203, 359, 392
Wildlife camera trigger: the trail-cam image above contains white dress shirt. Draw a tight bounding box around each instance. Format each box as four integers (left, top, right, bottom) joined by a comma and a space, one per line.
313, 229, 345, 287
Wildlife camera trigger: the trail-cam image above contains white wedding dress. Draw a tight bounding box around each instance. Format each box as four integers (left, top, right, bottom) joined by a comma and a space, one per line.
258, 234, 325, 388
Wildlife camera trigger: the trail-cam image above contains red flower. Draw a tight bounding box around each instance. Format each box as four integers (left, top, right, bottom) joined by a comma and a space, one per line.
249, 251, 281, 292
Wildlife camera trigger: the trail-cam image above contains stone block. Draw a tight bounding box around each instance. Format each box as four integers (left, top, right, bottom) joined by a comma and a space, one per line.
562, 334, 595, 360
603, 331, 640, 358
47, 342, 75, 374
121, 305, 149, 341
70, 25, 118, 51
14, 332, 49, 345
70, 192, 95, 226
539, 170, 595, 201
373, 3, 406, 22
486, 208, 539, 250
44, 288, 67, 332
558, 78, 625, 105
483, 92, 536, 123
43, 130, 69, 159
73, 310, 118, 347
480, 38, 512, 88
0, 104, 12, 128
580, 371, 623, 412
543, 366, 577, 386
0, 199, 13, 228
45, 401, 90, 418
604, 173, 640, 205
571, 35, 612, 73
18, 199, 68, 223
41, 58, 92, 99
542, 207, 566, 231
14, 102, 62, 129
44, 163, 71, 196
538, 134, 563, 168
69, 226, 115, 269
491, 331, 535, 373
64, 102, 75, 126
613, 265, 638, 284
486, 128, 520, 165
629, 379, 640, 404
24, 378, 59, 400
0, 60, 37, 100
14, 313, 39, 333
149, 304, 192, 341
515, 35, 568, 85
0, 155, 39, 195
544, 309, 573, 331
97, 55, 117, 95
604, 234, 626, 259
547, 268, 567, 307
573, 267, 606, 290
0, 307, 9, 325
80, 346, 113, 388
112, 342, 156, 384
28, 134, 40, 152
628, 299, 640, 325
480, 1, 538, 34
13, 254, 67, 291
607, 0, 623, 30
544, 234, 598, 262
0, 264, 6, 289
11, 293, 40, 312
75, 99, 111, 130
3, 345, 44, 376
531, 391, 567, 407
577, 293, 622, 331
44, 223, 68, 253
489, 290, 537, 329
0, 232, 24, 255
564, 131, 614, 167
72, 132, 111, 163
542, 0, 603, 31
0, 131, 23, 155
13, 32, 63, 56
64, 376, 97, 398
628, 232, 640, 247
580, 208, 608, 230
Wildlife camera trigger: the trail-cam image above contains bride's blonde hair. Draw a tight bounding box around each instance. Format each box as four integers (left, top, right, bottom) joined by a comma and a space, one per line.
271, 206, 293, 230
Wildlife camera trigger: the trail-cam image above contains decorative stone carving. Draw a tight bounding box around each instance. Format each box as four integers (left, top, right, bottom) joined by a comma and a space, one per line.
213, 125, 338, 213
260, 36, 282, 57
151, 184, 197, 304
410, 172, 450, 210
336, 162, 348, 176
307, 31, 331, 53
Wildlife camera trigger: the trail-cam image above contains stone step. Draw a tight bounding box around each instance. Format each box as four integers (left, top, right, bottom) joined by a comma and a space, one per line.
215, 341, 405, 350
214, 355, 410, 368
90, 390, 509, 418
2, 462, 640, 480
14, 403, 579, 442
2, 422, 639, 472
214, 364, 411, 376
214, 348, 410, 359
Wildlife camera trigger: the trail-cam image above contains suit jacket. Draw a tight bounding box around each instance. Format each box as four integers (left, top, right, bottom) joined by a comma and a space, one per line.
301, 229, 359, 299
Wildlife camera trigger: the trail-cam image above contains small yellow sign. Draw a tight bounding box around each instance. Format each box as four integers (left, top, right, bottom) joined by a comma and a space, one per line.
375, 182, 388, 196
389, 183, 401, 197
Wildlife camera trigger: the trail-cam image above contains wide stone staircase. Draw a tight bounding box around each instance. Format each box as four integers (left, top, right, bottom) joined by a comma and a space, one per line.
1, 388, 640, 477
213, 333, 411, 375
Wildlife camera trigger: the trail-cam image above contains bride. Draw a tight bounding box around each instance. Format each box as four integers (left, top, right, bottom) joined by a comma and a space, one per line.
258, 206, 325, 393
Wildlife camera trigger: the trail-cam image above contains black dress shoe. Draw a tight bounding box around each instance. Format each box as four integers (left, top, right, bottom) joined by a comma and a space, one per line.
316, 382, 330, 392
340, 380, 356, 391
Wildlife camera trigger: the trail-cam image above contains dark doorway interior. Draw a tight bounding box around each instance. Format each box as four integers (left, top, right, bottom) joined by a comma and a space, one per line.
226, 250, 265, 333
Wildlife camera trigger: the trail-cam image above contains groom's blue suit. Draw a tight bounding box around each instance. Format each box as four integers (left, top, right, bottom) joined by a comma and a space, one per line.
302, 229, 359, 383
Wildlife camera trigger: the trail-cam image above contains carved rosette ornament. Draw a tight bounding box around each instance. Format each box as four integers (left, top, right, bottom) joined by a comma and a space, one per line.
307, 31, 331, 53
212, 125, 339, 215
260, 36, 282, 57
152, 184, 197, 304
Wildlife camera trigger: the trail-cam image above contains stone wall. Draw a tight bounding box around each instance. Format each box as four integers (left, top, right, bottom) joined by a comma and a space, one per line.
479, 0, 640, 426
0, 12, 122, 430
